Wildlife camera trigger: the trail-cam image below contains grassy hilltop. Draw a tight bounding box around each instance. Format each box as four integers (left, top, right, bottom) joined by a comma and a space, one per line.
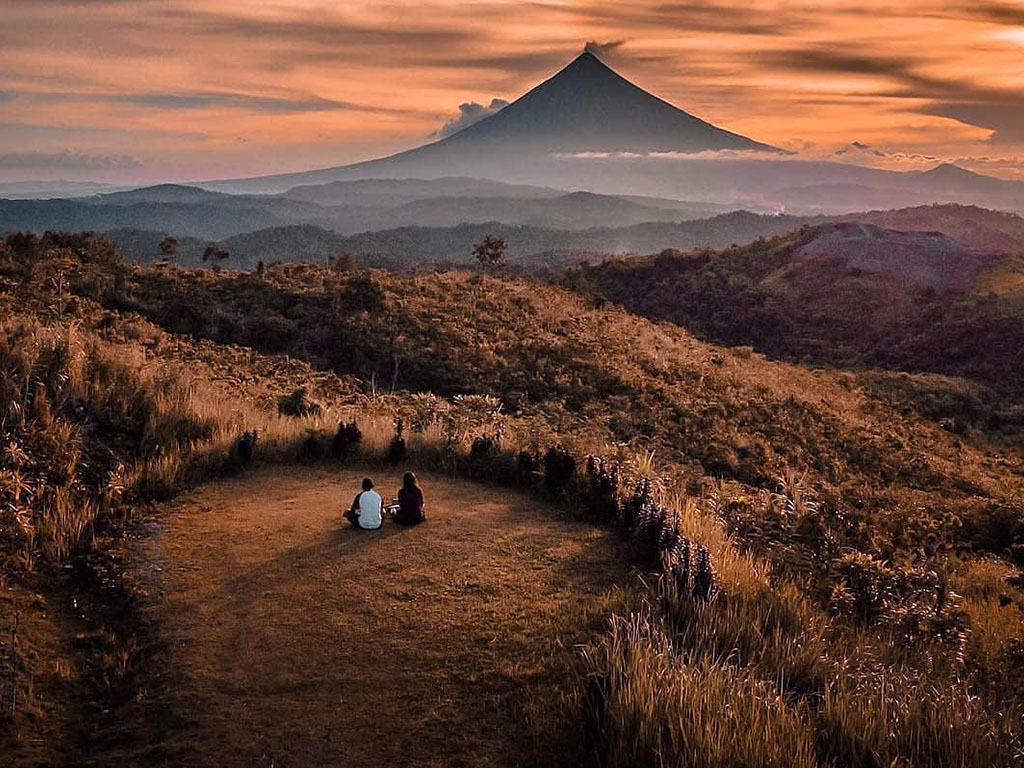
2, 232, 1023, 766
565, 224, 1024, 410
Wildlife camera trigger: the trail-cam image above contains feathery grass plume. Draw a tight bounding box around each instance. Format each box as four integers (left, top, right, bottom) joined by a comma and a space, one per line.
585, 456, 620, 521
580, 609, 817, 768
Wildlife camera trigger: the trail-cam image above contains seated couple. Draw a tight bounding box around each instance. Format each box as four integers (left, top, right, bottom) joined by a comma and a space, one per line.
344, 472, 426, 530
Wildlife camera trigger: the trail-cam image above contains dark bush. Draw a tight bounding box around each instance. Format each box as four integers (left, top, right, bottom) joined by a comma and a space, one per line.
631, 499, 668, 565
278, 387, 322, 417
341, 274, 385, 313
332, 420, 362, 460
236, 430, 258, 467
515, 449, 542, 486
387, 417, 407, 465
543, 444, 576, 497
301, 433, 324, 460
667, 538, 693, 593
827, 552, 899, 627
959, 503, 1023, 563
691, 545, 718, 603
621, 478, 656, 533
584, 456, 620, 521
470, 433, 501, 461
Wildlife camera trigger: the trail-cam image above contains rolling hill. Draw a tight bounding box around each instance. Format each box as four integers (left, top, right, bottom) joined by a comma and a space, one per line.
97, 204, 1024, 273
4, 232, 1024, 768
564, 223, 1024, 404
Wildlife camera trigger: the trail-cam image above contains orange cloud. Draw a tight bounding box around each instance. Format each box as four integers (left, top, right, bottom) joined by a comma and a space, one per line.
1, 0, 1023, 181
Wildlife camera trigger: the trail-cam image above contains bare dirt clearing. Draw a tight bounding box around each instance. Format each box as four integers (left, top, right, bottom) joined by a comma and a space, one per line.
125, 467, 628, 767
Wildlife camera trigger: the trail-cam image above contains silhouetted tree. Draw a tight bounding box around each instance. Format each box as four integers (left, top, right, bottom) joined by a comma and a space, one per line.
332, 253, 358, 272
202, 245, 229, 262
472, 235, 507, 269
159, 236, 179, 257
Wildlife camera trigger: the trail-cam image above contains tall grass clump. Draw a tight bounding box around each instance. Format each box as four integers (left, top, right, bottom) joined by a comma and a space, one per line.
572, 461, 1022, 768
581, 609, 817, 768
0, 318, 219, 572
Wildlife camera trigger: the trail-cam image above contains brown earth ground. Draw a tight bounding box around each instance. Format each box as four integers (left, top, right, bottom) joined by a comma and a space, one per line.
115, 466, 629, 767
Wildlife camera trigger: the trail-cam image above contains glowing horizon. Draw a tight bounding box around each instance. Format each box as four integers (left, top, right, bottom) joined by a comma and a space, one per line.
2, 0, 1024, 184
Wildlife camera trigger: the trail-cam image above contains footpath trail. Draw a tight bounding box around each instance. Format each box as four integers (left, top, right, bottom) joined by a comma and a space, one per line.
130, 467, 628, 767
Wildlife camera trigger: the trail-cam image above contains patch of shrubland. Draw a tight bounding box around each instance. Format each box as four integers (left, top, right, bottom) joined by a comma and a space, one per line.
2, 233, 1023, 766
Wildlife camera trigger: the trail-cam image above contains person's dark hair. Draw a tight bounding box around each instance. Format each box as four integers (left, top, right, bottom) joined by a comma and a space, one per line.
402, 472, 419, 491
362, 477, 374, 491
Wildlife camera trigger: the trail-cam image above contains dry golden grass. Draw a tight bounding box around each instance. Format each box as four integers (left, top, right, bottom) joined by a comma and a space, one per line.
3, 234, 1023, 767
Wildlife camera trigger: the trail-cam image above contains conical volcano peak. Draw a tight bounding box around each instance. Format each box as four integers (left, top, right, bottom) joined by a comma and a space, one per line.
223, 50, 781, 188
538, 50, 636, 94
434, 50, 781, 155
565, 50, 613, 70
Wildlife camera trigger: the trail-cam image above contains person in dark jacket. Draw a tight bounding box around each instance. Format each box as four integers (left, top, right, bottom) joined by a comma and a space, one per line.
394, 472, 426, 525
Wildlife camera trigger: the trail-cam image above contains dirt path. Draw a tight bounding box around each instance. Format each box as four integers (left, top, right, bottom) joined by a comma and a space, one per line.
127, 467, 628, 767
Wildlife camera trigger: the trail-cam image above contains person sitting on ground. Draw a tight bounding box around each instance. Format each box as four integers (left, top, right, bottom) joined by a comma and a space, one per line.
394, 471, 426, 526
344, 477, 383, 530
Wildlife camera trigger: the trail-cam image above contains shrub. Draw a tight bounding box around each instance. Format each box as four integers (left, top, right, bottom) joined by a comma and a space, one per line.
827, 552, 900, 627
341, 274, 384, 312
332, 420, 362, 460
236, 430, 258, 468
691, 545, 719, 603
515, 449, 542, 486
472, 235, 507, 269
387, 417, 407, 465
631, 501, 668, 565
584, 456, 620, 521
470, 432, 501, 461
543, 444, 576, 497
278, 388, 321, 417
621, 478, 656, 534
300, 433, 325, 461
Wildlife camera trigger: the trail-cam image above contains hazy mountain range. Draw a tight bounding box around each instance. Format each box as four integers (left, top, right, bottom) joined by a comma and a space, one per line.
183, 53, 1024, 216
4, 52, 1024, 263
0, 178, 747, 241
91, 204, 1024, 274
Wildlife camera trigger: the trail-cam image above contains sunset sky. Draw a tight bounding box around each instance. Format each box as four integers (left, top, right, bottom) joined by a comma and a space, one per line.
2, 0, 1024, 183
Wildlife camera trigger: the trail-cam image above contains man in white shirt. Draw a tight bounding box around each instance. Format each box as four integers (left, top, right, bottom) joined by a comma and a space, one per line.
344, 477, 383, 530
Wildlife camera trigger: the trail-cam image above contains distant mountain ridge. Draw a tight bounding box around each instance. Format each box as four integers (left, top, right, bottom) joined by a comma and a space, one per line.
0, 178, 748, 240
99, 204, 1024, 273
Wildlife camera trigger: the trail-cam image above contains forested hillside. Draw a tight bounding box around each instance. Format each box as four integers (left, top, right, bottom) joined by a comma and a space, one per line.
564, 225, 1024, 406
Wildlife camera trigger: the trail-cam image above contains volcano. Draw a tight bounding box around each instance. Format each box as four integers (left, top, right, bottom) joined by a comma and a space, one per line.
418, 51, 778, 156
207, 52, 779, 193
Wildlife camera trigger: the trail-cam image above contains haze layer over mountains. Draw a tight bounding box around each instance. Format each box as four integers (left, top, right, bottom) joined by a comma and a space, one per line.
3, 51, 1024, 268
191, 52, 1024, 215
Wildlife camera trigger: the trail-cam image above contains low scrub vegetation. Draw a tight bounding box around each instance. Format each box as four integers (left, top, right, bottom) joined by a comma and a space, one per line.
563, 228, 1024, 411
2, 232, 1022, 766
